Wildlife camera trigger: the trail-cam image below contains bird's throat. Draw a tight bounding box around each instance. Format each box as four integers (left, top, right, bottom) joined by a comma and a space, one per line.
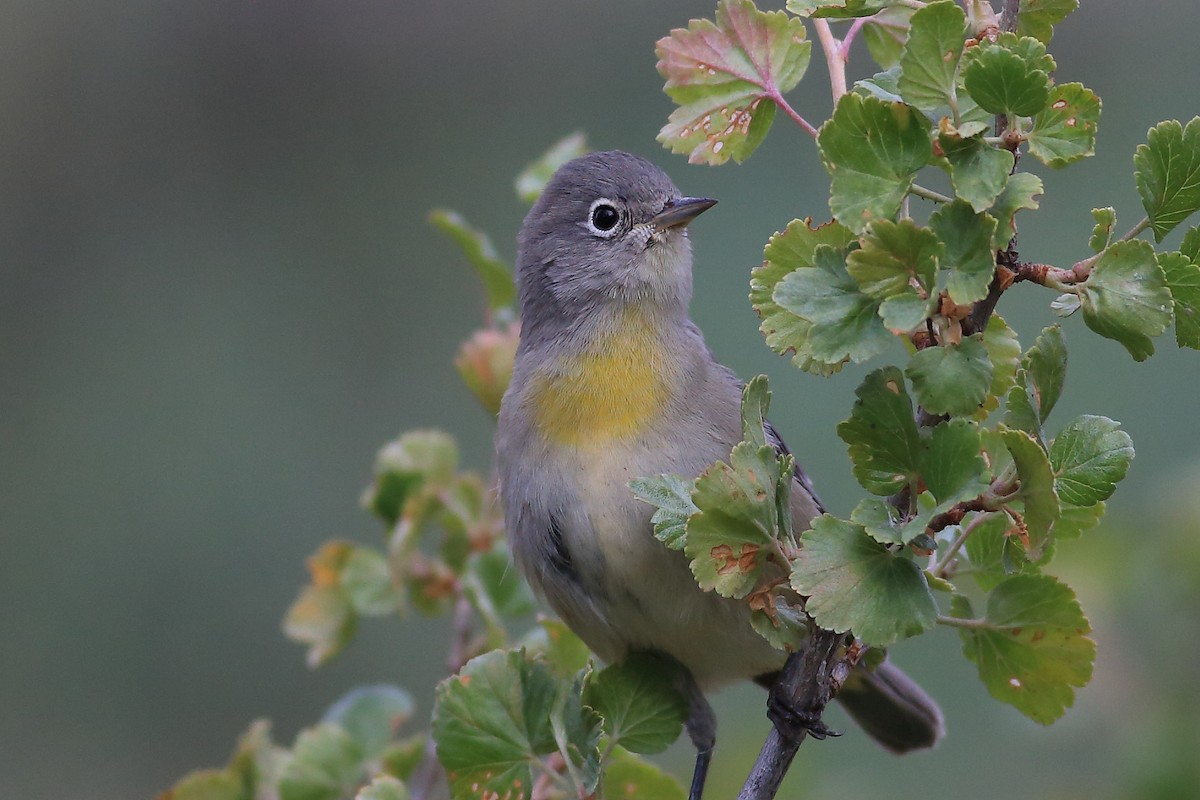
530, 307, 672, 449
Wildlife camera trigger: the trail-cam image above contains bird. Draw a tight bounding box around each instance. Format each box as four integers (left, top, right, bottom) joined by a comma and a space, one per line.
495, 150, 942, 799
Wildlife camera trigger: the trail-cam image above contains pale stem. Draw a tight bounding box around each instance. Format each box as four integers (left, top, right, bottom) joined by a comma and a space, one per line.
766, 86, 820, 138
909, 183, 954, 204
812, 19, 847, 102
839, 17, 870, 61
936, 614, 995, 630
930, 511, 993, 577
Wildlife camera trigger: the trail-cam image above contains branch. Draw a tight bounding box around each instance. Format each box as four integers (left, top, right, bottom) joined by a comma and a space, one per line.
812, 20, 847, 102
738, 628, 849, 800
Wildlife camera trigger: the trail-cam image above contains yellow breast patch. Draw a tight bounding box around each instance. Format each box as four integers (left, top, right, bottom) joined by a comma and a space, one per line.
531, 310, 671, 448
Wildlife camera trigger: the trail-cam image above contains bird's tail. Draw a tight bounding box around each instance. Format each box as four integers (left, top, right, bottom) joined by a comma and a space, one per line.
834, 660, 944, 753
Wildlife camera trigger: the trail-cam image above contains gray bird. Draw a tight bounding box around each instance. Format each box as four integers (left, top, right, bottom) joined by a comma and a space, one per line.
495, 150, 942, 799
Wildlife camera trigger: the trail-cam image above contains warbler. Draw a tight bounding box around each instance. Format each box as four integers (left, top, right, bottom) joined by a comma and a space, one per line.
495, 150, 942, 799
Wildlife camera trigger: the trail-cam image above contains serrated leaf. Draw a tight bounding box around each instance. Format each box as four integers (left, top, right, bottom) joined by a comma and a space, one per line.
847, 219, 940, 333
854, 66, 904, 104
1050, 293, 1080, 317
428, 211, 517, 314
962, 45, 1049, 117
818, 93, 932, 231
1028, 83, 1101, 168
515, 132, 588, 203
907, 335, 994, 417
897, 1, 966, 113
791, 516, 937, 647
279, 724, 364, 800
788, 0, 892, 18
976, 313, 1021, 418
752, 218, 858, 375
322, 686, 413, 762
685, 442, 785, 598
432, 650, 558, 797
551, 672, 602, 792
365, 430, 458, 527
837, 366, 922, 495
340, 548, 399, 617
931, 200, 998, 304
740, 374, 771, 447
603, 747, 687, 800
988, 172, 1043, 248
1054, 501, 1105, 540
749, 593, 811, 651
630, 473, 699, 551
1017, 0, 1078, 43
1004, 324, 1067, 440
1134, 117, 1200, 241
963, 513, 1032, 592
521, 618, 592, 678
585, 655, 689, 754
774, 245, 893, 367
284, 544, 356, 668
467, 544, 537, 640
355, 775, 408, 800
1049, 415, 1133, 506
1088, 207, 1116, 253
1079, 239, 1173, 360
1160, 249, 1200, 349
863, 6, 915, 69
161, 769, 245, 800
954, 574, 1094, 723
938, 132, 1014, 213
922, 418, 988, 503
1182, 225, 1200, 262
657, 0, 811, 164
999, 428, 1060, 561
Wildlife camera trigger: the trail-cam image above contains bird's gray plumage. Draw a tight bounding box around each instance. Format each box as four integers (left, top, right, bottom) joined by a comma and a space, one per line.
495, 150, 942, 798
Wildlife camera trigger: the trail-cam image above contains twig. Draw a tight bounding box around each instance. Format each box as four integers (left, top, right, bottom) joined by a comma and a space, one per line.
738, 629, 848, 800
909, 184, 954, 204
812, 20, 847, 102
768, 87, 820, 138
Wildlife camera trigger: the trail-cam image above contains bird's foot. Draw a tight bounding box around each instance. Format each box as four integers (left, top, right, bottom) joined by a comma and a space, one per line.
766, 681, 842, 744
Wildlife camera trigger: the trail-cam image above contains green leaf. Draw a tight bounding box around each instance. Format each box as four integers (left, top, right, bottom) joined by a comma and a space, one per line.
787, 0, 892, 18
515, 132, 589, 203
162, 769, 245, 800
1088, 207, 1116, 253
953, 575, 1094, 723
585, 655, 689, 754
922, 418, 988, 504
1182, 225, 1200, 262
749, 593, 811, 651
963, 513, 1033, 592
365, 430, 458, 527
602, 748, 687, 800
656, 0, 811, 164
999, 428, 1060, 561
818, 93, 932, 232
937, 133, 1013, 213
428, 211, 517, 314
551, 672, 603, 793
976, 313, 1022, 418
774, 245, 893, 367
897, 1, 966, 113
1004, 324, 1067, 440
930, 200, 998, 304
340, 547, 398, 617
847, 219, 940, 332
323, 685, 414, 761
630, 473, 699, 551
1160, 249, 1200, 349
355, 775, 409, 800
1134, 117, 1200, 241
851, 495, 934, 545
1054, 501, 1105, 540
862, 6, 915, 69
279, 724, 364, 800
432, 650, 558, 797
988, 172, 1043, 249
740, 374, 771, 447
906, 335, 994, 417
791, 516, 937, 647
1017, 0, 1078, 43
1079, 239, 1173, 361
685, 442, 786, 598
837, 366, 922, 495
283, 544, 357, 668
1028, 83, 1101, 168
1049, 415, 1134, 506
962, 44, 1049, 117
521, 618, 592, 678
752, 218, 858, 375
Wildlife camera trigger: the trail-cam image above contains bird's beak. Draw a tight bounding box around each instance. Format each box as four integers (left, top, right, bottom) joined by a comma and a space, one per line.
649, 197, 718, 230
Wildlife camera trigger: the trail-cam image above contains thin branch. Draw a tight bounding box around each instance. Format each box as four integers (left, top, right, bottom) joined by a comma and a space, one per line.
930, 510, 994, 577
812, 20, 847, 102
909, 184, 954, 204
767, 87, 820, 138
1118, 216, 1152, 242
839, 17, 870, 61
936, 614, 995, 630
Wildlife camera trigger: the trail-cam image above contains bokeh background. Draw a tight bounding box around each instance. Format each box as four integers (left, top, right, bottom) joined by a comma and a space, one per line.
3, 2, 1199, 798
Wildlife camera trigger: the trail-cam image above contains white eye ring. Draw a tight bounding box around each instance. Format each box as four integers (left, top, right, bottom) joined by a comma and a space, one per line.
585, 198, 622, 237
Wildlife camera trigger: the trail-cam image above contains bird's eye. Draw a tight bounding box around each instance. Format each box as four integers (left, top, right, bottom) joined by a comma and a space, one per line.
587, 199, 621, 236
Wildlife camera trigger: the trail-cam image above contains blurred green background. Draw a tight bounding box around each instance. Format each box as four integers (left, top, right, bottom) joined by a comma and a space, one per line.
3, 2, 1199, 798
